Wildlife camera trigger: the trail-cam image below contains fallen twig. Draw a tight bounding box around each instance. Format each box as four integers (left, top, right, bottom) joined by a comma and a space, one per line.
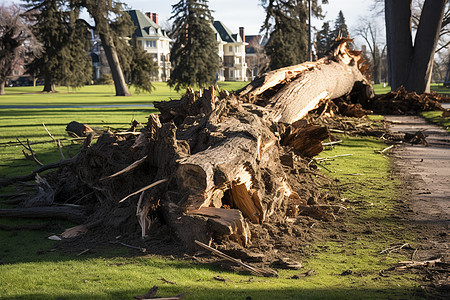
396, 258, 442, 270
322, 140, 343, 146
375, 145, 394, 154
194, 240, 278, 277
0, 157, 76, 187
380, 243, 413, 255
43, 123, 65, 159
17, 138, 43, 166
313, 154, 353, 161
100, 155, 148, 181
119, 178, 168, 203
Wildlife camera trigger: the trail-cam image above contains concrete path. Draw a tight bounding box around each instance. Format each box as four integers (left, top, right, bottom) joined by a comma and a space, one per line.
385, 115, 450, 224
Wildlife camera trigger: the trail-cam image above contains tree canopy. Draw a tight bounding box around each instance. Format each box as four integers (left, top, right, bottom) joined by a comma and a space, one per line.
25, 0, 92, 92
260, 0, 327, 70
0, 5, 41, 95
168, 0, 220, 91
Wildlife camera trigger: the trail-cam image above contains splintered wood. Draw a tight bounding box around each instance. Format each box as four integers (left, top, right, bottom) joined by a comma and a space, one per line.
3, 38, 374, 251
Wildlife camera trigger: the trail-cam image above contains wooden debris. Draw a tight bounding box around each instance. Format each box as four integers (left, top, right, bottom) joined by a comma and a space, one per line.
66, 121, 94, 137
118, 178, 168, 203
0, 206, 85, 223
17, 138, 43, 166
194, 240, 279, 277
100, 155, 148, 181
61, 225, 88, 239
396, 258, 442, 270
239, 38, 372, 124
43, 123, 65, 159
380, 243, 413, 255
189, 207, 251, 246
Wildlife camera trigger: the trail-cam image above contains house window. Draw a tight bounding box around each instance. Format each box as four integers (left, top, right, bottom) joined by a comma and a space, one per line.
230, 70, 234, 78
146, 40, 156, 48
235, 46, 239, 53
229, 46, 232, 52
236, 70, 241, 78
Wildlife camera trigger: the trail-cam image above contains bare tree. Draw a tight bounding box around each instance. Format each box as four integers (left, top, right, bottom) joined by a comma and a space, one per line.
355, 19, 387, 84
0, 5, 41, 95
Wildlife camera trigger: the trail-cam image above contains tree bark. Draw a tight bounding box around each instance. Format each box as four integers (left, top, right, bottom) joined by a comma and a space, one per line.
385, 0, 446, 93
405, 0, 446, 93
385, 0, 413, 90
99, 33, 131, 97
0, 80, 5, 95
43, 76, 56, 93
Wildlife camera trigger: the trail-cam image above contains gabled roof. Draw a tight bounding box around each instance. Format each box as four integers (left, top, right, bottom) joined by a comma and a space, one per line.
213, 20, 243, 43
127, 10, 168, 39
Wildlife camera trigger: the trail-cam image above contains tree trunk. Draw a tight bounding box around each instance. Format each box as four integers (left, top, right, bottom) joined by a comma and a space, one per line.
385, 0, 413, 90
405, 0, 446, 93
99, 33, 131, 97
239, 41, 372, 124
43, 77, 56, 93
385, 0, 446, 93
0, 80, 5, 95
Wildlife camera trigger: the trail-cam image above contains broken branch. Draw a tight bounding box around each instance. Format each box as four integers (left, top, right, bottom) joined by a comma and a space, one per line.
194, 240, 278, 277
118, 178, 168, 203
100, 155, 148, 181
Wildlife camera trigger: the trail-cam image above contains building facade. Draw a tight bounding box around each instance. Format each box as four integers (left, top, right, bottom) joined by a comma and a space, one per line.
127, 10, 172, 81
212, 21, 248, 82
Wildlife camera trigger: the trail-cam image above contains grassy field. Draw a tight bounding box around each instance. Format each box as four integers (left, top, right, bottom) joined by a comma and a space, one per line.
0, 83, 433, 299
372, 83, 449, 95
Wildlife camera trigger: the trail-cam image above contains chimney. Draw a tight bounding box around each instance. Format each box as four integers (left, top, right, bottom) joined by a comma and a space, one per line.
152, 13, 159, 25
145, 12, 153, 19
239, 27, 245, 42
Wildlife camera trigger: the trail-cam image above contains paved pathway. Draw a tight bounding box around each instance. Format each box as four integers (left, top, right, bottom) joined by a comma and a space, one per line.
385, 115, 450, 224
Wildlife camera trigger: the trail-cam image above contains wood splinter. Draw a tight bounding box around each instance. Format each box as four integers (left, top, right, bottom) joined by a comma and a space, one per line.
194, 240, 278, 277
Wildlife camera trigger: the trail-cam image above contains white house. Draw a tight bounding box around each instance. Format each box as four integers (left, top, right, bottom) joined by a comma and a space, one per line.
212, 21, 248, 82
127, 10, 172, 81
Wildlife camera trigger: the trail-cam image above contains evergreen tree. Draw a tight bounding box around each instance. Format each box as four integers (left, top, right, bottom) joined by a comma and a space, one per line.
315, 21, 332, 59
168, 0, 220, 91
25, 0, 92, 92
127, 46, 158, 94
71, 0, 133, 96
260, 0, 327, 70
331, 10, 349, 39
0, 5, 40, 95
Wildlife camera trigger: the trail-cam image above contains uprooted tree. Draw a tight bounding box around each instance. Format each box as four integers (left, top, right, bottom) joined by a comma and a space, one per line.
1, 38, 373, 251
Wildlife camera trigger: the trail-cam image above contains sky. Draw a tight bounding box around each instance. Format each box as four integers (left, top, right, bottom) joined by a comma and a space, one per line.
5, 0, 381, 45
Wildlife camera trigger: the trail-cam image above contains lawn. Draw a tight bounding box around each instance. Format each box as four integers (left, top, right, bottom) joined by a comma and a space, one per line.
0, 83, 430, 299
372, 83, 450, 95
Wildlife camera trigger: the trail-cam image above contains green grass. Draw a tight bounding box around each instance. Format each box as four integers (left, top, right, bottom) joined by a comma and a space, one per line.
420, 111, 450, 132
372, 83, 450, 95
0, 86, 426, 299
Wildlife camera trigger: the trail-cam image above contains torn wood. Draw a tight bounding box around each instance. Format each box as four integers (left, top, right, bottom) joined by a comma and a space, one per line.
100, 155, 148, 181
239, 38, 372, 124
66, 121, 94, 137
189, 207, 251, 246
118, 178, 168, 203
194, 240, 278, 277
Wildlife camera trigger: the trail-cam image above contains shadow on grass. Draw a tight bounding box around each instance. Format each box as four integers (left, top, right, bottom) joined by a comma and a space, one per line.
4, 287, 422, 300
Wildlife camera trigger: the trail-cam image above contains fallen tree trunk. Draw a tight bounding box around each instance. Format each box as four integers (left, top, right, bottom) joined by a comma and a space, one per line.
3, 38, 372, 253
0, 206, 86, 223
239, 38, 373, 124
